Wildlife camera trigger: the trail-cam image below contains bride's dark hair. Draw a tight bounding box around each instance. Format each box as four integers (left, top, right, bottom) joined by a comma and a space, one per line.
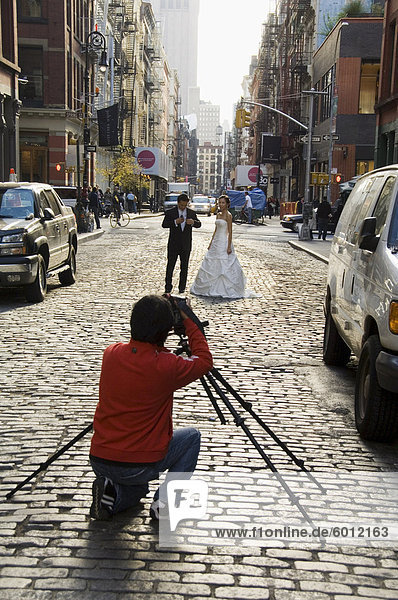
218, 194, 230, 208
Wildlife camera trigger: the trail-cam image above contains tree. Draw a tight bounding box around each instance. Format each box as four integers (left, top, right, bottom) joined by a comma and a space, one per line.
321, 1, 383, 37
97, 149, 150, 194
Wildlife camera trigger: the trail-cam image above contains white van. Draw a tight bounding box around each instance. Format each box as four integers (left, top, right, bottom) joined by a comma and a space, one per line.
323, 165, 398, 442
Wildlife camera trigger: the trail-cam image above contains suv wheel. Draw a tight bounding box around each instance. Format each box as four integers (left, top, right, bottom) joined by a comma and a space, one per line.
59, 246, 76, 286
323, 306, 351, 366
25, 254, 47, 303
355, 335, 398, 442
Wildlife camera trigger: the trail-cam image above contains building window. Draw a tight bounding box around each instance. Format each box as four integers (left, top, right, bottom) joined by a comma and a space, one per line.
18, 46, 44, 106
17, 0, 42, 18
320, 68, 332, 122
359, 62, 379, 114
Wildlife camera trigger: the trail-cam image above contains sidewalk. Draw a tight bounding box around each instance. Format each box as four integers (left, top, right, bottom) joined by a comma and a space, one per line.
77, 210, 162, 245
289, 237, 332, 264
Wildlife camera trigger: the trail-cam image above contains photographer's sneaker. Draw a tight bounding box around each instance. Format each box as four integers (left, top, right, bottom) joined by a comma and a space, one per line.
149, 498, 168, 521
90, 477, 116, 521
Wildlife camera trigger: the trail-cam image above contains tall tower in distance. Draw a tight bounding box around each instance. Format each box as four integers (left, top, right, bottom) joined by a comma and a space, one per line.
150, 0, 200, 116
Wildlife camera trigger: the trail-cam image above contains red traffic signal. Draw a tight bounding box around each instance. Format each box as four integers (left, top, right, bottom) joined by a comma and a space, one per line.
56, 163, 62, 172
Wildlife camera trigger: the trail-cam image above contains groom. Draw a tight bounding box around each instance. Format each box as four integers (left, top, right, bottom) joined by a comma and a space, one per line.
162, 194, 201, 294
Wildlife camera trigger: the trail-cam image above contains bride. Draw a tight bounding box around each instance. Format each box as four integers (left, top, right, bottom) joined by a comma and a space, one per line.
190, 195, 258, 298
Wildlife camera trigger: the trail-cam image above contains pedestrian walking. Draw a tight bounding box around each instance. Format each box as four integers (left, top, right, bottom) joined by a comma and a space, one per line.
89, 294, 213, 521
126, 191, 137, 213
296, 196, 303, 214
267, 198, 274, 219
112, 188, 122, 226
88, 186, 101, 229
243, 189, 252, 224
317, 197, 332, 240
162, 193, 201, 294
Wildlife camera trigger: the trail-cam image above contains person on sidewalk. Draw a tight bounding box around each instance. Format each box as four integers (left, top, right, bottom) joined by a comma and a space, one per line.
317, 198, 332, 240
88, 186, 101, 229
243, 189, 252, 224
89, 295, 213, 521
112, 187, 122, 226
162, 193, 201, 294
126, 191, 137, 214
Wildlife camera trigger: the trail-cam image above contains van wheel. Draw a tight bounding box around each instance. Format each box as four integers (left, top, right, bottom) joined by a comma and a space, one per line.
59, 246, 76, 286
323, 307, 351, 366
25, 254, 47, 303
355, 335, 398, 442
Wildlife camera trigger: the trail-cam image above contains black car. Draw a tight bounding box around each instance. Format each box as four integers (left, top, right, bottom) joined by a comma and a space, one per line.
281, 213, 302, 232
0, 182, 78, 302
281, 211, 336, 234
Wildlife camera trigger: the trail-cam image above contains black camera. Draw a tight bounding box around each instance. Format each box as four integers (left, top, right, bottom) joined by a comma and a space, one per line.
163, 294, 187, 336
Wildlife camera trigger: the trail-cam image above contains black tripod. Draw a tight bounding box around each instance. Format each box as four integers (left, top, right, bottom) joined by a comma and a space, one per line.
173, 318, 325, 528
5, 301, 324, 529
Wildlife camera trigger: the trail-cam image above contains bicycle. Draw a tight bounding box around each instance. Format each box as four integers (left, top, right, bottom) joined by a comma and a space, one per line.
110, 210, 130, 228
232, 207, 249, 225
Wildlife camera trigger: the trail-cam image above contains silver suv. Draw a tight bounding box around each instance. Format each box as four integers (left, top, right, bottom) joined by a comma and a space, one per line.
323, 165, 398, 442
0, 182, 78, 302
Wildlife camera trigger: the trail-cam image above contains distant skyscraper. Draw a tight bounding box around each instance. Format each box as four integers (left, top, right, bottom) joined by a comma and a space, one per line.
197, 101, 220, 145
150, 0, 200, 116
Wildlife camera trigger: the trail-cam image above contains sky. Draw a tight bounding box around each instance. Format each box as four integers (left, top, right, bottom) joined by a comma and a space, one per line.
197, 0, 271, 128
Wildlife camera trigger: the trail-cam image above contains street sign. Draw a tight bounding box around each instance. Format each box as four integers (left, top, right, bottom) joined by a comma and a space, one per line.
86, 145, 97, 152
259, 175, 268, 185
270, 177, 279, 184
299, 135, 321, 143
311, 172, 329, 185
323, 134, 340, 141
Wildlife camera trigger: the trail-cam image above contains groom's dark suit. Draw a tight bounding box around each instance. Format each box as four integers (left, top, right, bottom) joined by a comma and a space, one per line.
162, 205, 201, 293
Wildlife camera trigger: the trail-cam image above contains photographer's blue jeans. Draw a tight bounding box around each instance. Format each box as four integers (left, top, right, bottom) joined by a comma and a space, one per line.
90, 427, 200, 514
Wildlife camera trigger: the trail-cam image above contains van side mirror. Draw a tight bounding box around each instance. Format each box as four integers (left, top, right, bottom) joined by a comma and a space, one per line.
358, 217, 379, 252
42, 207, 55, 221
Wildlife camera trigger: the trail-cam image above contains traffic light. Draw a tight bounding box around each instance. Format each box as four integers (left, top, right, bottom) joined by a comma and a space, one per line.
242, 109, 251, 127
332, 173, 343, 183
235, 108, 251, 128
235, 108, 244, 129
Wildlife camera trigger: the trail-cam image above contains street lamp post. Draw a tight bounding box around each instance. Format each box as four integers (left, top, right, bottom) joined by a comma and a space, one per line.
82, 30, 107, 206
326, 22, 349, 204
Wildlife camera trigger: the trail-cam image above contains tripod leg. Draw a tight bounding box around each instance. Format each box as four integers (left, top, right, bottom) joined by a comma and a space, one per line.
210, 368, 326, 493
205, 372, 317, 528
6, 423, 93, 500
200, 377, 227, 424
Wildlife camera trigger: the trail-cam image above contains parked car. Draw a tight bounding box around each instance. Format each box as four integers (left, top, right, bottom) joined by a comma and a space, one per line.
189, 195, 211, 216
163, 193, 179, 212
0, 182, 78, 302
281, 213, 302, 232
53, 185, 78, 209
323, 165, 398, 442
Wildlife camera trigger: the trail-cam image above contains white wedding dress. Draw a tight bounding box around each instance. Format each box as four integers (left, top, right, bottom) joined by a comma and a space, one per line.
190, 218, 257, 298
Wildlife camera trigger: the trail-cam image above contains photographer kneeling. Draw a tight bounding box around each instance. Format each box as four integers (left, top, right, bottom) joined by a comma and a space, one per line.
89, 295, 213, 521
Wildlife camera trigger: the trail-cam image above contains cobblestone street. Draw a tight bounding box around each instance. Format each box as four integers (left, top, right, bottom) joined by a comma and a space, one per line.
0, 215, 397, 599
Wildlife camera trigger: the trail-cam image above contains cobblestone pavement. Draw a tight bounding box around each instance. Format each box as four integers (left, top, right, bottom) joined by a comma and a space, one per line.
0, 215, 397, 599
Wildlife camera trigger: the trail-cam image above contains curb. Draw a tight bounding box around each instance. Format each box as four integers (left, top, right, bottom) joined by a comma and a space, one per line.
77, 228, 105, 244
77, 212, 162, 244
289, 240, 329, 264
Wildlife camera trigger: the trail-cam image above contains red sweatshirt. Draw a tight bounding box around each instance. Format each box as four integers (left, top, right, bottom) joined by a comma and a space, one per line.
90, 318, 213, 463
